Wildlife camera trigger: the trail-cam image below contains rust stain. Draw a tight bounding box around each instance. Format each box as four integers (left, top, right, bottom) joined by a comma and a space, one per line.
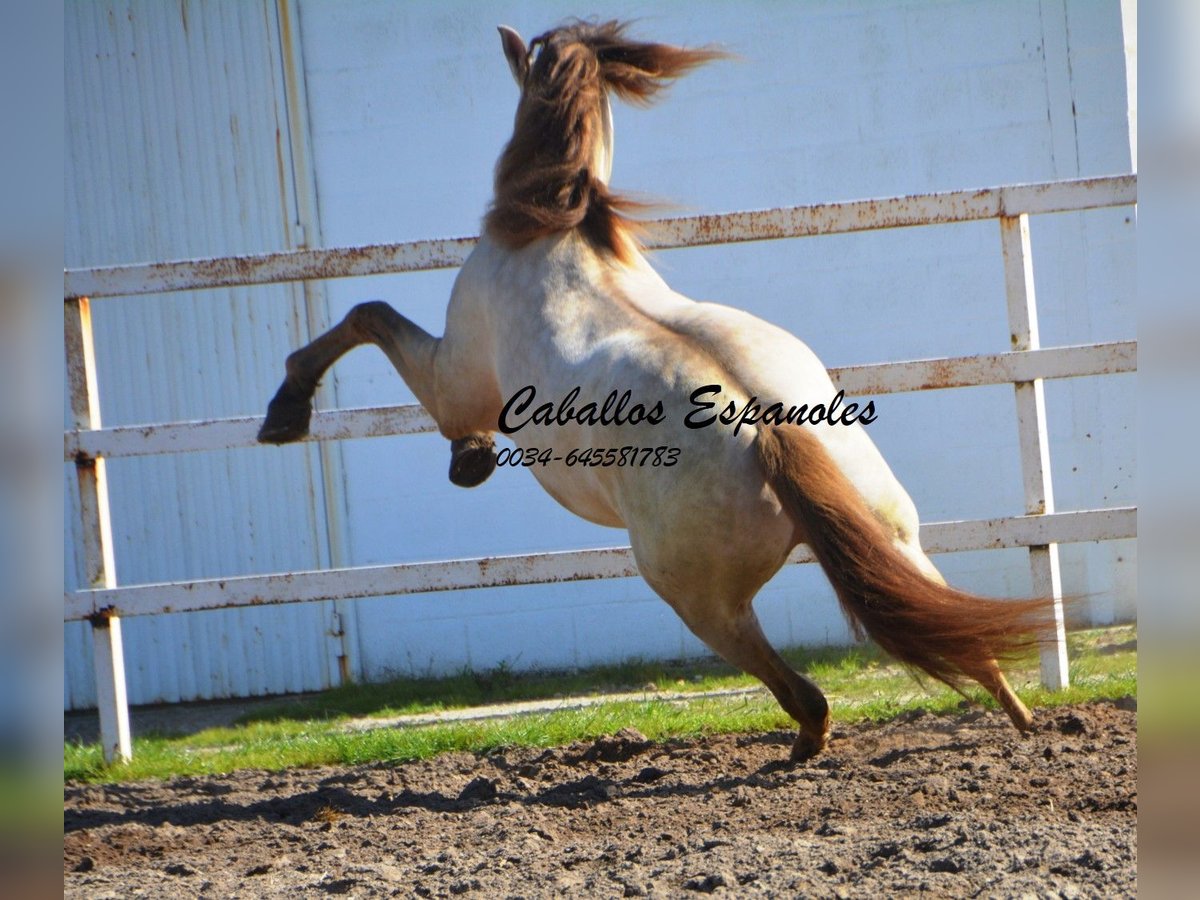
86, 605, 118, 627
917, 357, 961, 392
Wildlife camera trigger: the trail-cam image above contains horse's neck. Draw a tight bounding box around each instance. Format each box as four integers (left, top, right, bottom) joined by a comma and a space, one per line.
595, 94, 614, 184
463, 233, 684, 362
473, 230, 662, 301
532, 237, 681, 321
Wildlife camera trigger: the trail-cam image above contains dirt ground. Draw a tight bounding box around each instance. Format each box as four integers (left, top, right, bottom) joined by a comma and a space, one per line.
64, 699, 1136, 898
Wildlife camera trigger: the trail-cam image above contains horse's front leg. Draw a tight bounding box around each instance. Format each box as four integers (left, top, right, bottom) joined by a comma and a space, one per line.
258, 300, 497, 488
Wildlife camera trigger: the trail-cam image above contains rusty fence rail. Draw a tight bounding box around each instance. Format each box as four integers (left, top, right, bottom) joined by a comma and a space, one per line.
65, 175, 1133, 299
65, 175, 1137, 762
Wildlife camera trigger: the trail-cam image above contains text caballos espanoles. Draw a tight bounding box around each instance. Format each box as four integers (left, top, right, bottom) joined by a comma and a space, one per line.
498, 384, 876, 435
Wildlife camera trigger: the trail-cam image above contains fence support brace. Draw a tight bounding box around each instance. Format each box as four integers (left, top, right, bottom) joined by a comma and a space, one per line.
1001, 215, 1070, 690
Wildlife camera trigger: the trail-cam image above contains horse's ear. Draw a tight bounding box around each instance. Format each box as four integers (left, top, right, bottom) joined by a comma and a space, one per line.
497, 25, 528, 86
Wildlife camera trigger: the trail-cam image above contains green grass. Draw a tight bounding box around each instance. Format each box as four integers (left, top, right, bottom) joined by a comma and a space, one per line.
64, 625, 1135, 784
226, 645, 879, 725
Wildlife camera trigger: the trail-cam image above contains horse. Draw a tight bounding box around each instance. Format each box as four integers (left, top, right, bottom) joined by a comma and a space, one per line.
258, 20, 1050, 761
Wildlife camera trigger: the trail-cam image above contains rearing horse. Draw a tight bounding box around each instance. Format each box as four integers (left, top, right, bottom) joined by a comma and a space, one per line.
259, 20, 1049, 761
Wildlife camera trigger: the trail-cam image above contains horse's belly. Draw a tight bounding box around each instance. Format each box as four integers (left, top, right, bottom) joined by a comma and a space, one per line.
527, 463, 626, 528
508, 423, 627, 528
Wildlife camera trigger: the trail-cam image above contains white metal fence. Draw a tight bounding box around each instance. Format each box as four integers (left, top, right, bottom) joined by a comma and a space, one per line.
65, 175, 1137, 762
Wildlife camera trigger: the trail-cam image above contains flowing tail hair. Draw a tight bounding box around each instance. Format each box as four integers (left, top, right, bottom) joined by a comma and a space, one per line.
756, 424, 1053, 693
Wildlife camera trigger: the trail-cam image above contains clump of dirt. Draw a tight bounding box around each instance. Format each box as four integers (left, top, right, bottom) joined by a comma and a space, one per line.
65, 700, 1136, 897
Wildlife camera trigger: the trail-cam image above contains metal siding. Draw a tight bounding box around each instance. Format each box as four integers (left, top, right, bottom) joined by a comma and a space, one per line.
65, 1, 337, 708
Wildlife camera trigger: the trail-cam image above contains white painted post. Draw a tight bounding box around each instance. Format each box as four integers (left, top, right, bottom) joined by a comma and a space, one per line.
1000, 215, 1070, 690
65, 296, 133, 762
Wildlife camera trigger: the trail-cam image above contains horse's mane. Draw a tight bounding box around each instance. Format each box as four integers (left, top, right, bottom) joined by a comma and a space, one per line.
485, 20, 724, 263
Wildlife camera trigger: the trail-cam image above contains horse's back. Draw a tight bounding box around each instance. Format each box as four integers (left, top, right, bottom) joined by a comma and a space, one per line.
464, 236, 922, 576
607, 265, 924, 545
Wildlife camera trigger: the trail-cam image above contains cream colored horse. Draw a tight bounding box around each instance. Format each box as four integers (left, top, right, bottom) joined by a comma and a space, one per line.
260, 21, 1047, 760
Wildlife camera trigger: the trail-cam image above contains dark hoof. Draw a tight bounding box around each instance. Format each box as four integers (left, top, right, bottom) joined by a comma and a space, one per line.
257, 382, 314, 444
789, 731, 828, 763
449, 435, 497, 487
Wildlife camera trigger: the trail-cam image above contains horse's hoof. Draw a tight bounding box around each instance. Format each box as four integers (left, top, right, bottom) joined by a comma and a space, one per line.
1004, 703, 1035, 734
789, 731, 828, 763
449, 435, 497, 487
257, 383, 313, 444
1009, 709, 1034, 734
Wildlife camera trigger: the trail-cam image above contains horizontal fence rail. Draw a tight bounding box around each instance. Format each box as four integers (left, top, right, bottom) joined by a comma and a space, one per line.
65, 341, 1136, 461
66, 507, 1136, 622
65, 174, 1136, 763
65, 176, 1136, 299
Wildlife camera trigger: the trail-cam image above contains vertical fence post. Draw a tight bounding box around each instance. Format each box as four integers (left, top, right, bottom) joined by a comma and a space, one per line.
1000, 215, 1070, 690
65, 296, 132, 763
277, 0, 360, 686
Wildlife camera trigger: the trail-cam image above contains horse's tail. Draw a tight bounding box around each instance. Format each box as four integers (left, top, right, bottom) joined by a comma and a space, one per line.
755, 424, 1052, 691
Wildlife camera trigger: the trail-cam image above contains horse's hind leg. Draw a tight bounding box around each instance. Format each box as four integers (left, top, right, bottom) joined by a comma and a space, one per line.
258, 301, 496, 487
963, 658, 1034, 732
673, 605, 831, 762
899, 541, 1034, 732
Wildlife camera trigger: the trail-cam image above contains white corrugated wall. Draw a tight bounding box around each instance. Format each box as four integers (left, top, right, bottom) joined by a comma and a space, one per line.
64, 0, 348, 708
